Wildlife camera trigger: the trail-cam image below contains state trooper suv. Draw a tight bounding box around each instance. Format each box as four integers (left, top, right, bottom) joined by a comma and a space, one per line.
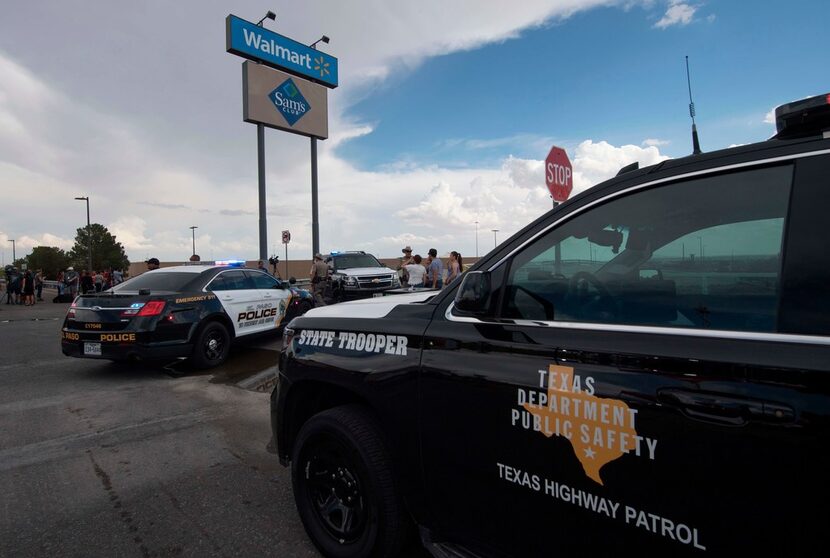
324, 251, 400, 302
271, 93, 830, 557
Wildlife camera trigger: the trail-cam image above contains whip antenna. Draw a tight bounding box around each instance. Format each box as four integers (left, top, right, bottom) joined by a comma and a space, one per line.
686, 56, 702, 154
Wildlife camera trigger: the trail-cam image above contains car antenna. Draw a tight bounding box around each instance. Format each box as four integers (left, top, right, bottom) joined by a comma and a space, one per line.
686, 55, 702, 155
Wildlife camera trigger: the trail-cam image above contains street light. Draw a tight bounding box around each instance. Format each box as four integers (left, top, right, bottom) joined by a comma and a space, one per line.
256, 10, 276, 26
189, 226, 198, 257
475, 221, 479, 258
7, 239, 14, 263
492, 229, 499, 248
308, 33, 330, 257
310, 35, 330, 49
74, 197, 92, 271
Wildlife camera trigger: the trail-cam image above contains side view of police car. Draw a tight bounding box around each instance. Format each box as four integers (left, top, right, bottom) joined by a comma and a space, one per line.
61, 262, 314, 368
272, 93, 830, 557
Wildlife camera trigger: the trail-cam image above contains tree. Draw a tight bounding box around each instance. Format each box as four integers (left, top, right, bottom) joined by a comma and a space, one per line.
68, 223, 130, 271
24, 246, 71, 279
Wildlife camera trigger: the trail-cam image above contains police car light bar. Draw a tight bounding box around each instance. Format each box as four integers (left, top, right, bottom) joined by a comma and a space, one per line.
215, 259, 246, 267
774, 93, 830, 140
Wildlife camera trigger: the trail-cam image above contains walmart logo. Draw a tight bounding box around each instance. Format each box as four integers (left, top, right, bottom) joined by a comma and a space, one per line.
313, 56, 331, 78
268, 78, 310, 126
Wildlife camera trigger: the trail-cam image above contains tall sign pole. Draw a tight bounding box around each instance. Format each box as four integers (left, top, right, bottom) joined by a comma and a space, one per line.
545, 146, 572, 276
257, 123, 267, 260
226, 14, 337, 262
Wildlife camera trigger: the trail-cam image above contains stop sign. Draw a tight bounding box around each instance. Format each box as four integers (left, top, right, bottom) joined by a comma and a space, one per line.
545, 146, 573, 202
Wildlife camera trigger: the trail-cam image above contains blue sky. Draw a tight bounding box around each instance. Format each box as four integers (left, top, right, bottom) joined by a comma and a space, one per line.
1, 0, 828, 263
339, 1, 828, 169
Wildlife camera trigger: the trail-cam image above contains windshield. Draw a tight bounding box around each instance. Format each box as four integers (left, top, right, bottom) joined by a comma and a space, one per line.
113, 272, 197, 293
331, 254, 383, 270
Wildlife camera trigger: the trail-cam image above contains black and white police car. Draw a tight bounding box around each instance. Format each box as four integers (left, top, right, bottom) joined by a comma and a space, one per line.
61, 261, 314, 368
272, 93, 830, 557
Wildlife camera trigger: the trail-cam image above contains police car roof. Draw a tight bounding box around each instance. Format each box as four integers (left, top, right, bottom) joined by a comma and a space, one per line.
150, 265, 228, 274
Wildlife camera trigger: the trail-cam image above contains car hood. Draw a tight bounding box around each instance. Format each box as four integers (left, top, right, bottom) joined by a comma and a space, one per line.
304, 291, 437, 319
336, 267, 396, 276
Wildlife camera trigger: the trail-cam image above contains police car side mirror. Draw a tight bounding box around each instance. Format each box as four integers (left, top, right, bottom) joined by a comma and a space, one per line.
453, 271, 492, 315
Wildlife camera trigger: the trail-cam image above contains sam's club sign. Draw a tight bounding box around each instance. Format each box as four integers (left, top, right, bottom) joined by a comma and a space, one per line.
226, 15, 338, 88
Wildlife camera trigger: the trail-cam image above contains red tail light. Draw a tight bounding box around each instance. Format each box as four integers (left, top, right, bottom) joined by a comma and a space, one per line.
136, 300, 166, 317
68, 300, 77, 318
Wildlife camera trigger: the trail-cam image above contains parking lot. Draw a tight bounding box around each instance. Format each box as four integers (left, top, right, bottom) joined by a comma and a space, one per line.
0, 300, 424, 557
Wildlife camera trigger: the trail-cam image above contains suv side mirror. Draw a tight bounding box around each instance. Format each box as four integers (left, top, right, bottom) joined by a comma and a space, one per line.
454, 271, 492, 315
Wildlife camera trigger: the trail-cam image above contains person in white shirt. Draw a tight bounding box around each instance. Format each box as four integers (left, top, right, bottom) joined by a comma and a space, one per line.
404, 255, 427, 289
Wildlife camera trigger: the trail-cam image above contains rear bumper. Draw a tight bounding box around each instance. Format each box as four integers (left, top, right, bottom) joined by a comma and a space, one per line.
61, 335, 192, 361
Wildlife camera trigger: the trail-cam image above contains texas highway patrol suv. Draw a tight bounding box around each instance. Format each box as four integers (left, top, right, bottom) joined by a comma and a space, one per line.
61, 261, 314, 368
272, 93, 830, 557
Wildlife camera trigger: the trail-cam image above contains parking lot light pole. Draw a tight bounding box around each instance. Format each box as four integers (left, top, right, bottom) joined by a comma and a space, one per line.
492, 229, 499, 249
74, 197, 92, 271
309, 35, 329, 258
475, 221, 479, 258
190, 226, 198, 257
7, 239, 14, 263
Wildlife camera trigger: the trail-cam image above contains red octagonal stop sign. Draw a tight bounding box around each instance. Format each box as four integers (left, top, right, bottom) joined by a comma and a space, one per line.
545, 145, 573, 202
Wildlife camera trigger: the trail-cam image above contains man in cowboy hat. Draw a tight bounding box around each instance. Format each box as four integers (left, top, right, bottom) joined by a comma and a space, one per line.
399, 246, 414, 287
309, 253, 328, 306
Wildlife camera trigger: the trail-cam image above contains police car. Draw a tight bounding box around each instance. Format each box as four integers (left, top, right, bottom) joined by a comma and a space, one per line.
271, 93, 830, 557
61, 261, 314, 368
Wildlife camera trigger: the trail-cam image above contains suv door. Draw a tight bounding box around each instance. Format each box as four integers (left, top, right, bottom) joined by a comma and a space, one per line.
419, 160, 830, 555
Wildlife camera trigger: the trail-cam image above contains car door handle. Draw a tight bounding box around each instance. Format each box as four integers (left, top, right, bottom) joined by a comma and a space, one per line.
221, 295, 233, 301
658, 389, 794, 426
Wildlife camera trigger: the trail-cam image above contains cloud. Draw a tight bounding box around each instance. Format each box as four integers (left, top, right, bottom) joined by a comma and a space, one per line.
642, 138, 670, 147
654, 1, 698, 28
763, 109, 776, 125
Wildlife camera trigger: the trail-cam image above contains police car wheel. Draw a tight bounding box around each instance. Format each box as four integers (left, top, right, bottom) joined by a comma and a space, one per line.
191, 322, 230, 369
292, 405, 409, 558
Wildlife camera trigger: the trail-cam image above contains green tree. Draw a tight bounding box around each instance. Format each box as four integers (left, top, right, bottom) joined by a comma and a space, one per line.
24, 246, 71, 279
68, 223, 130, 271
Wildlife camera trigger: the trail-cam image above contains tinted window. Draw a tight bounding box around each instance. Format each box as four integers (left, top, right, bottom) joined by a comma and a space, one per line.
502, 165, 792, 332
208, 270, 253, 291
114, 272, 197, 292
330, 254, 382, 270
248, 270, 279, 289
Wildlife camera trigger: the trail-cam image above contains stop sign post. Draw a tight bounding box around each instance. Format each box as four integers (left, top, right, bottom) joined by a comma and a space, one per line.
281, 230, 290, 278
545, 146, 573, 204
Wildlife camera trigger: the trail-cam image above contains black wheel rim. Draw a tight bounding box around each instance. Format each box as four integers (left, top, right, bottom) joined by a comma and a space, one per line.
301, 434, 368, 543
203, 329, 226, 361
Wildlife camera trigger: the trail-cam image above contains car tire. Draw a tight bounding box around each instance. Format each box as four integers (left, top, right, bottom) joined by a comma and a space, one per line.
291, 405, 409, 558
190, 321, 230, 369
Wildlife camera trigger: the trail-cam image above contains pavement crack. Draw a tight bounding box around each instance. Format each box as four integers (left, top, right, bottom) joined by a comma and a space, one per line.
160, 485, 224, 554
88, 450, 154, 558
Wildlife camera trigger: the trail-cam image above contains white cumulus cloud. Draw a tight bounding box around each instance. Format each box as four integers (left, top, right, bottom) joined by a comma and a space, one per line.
654, 1, 698, 29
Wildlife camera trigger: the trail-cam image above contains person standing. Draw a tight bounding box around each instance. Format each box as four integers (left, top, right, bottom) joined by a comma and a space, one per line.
94, 270, 103, 292
398, 246, 414, 287
426, 248, 444, 289
257, 260, 271, 275
309, 253, 329, 306
404, 255, 427, 289
146, 258, 160, 271
80, 270, 93, 295
64, 267, 79, 299
22, 269, 35, 306
446, 251, 463, 285
112, 268, 123, 285
35, 270, 44, 302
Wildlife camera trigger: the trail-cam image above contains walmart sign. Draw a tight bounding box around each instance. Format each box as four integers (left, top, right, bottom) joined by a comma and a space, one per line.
226, 15, 338, 88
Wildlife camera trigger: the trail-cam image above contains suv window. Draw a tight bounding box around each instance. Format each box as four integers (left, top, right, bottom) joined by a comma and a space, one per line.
502, 165, 792, 332
330, 253, 383, 270
114, 272, 195, 292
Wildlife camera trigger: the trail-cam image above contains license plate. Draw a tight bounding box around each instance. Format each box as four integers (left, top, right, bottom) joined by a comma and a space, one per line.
372, 293, 384, 298
83, 342, 102, 356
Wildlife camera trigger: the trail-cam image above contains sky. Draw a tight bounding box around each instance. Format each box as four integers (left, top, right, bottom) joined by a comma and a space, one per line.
1, 0, 827, 265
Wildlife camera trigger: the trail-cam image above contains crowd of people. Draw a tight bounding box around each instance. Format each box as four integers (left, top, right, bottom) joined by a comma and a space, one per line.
2, 265, 127, 306
398, 246, 464, 290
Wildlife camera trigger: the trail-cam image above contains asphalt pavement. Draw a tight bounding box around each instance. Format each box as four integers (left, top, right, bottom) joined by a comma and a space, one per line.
0, 297, 427, 557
